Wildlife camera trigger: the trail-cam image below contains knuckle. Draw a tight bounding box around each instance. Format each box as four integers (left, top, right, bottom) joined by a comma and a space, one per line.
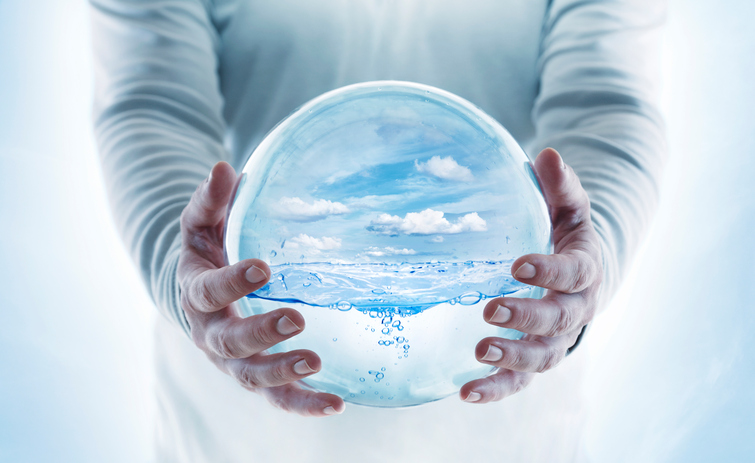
190, 328, 206, 350
511, 373, 530, 394
251, 319, 279, 347
221, 267, 247, 299
207, 328, 238, 359
541, 264, 560, 289
180, 207, 191, 229
571, 255, 596, 292
268, 394, 293, 413
501, 345, 524, 369
537, 347, 562, 373
270, 362, 292, 384
191, 280, 222, 312
180, 291, 195, 313
554, 208, 584, 231
515, 305, 539, 332
548, 305, 573, 337
235, 365, 263, 389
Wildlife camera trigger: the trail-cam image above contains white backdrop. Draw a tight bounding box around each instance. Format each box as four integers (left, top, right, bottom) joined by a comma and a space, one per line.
0, 1, 752, 462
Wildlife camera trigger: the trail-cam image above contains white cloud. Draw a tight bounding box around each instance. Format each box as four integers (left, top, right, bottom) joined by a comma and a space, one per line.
275, 197, 350, 222
415, 156, 474, 182
285, 234, 342, 253
363, 246, 417, 257
367, 209, 487, 236
430, 236, 444, 243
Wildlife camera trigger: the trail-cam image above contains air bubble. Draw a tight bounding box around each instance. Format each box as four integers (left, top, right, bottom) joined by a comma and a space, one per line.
459, 291, 483, 305
336, 301, 352, 311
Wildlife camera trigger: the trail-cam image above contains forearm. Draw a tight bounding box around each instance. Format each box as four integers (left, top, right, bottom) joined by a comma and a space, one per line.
90, 0, 227, 334
531, 0, 668, 310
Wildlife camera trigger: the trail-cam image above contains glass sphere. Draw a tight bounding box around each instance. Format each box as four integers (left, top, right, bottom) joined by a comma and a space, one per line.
225, 81, 550, 408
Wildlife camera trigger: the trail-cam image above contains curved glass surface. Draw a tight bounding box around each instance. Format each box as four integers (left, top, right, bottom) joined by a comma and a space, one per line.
225, 81, 551, 407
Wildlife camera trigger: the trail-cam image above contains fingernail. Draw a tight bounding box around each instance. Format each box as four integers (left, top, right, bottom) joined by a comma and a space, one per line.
464, 392, 482, 403
245, 265, 268, 283
482, 345, 503, 362
490, 305, 512, 324
514, 262, 536, 279
276, 315, 302, 336
293, 359, 315, 375
323, 406, 341, 415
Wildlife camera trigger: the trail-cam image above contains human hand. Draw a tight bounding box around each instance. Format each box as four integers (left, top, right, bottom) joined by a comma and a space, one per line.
177, 162, 345, 416
460, 148, 603, 403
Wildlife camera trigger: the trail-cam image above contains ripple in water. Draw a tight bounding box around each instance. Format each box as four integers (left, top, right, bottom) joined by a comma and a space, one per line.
248, 260, 525, 314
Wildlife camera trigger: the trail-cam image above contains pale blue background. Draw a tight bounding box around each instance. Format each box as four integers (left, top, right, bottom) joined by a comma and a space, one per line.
0, 0, 753, 461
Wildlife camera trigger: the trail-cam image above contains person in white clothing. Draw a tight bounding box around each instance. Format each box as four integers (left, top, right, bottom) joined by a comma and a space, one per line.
90, 0, 666, 461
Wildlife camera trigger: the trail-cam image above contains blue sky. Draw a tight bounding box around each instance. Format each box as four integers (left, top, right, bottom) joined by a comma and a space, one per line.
1, 0, 753, 462
227, 87, 549, 267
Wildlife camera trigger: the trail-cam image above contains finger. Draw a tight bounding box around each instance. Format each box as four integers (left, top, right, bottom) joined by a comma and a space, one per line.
483, 292, 592, 337
460, 369, 535, 404
511, 246, 601, 294
224, 349, 322, 389
533, 148, 591, 227
182, 258, 271, 313
260, 383, 346, 417
193, 307, 306, 359
475, 332, 579, 373
180, 161, 237, 233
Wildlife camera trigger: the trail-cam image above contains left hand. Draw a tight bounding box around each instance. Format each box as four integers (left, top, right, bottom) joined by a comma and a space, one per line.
460, 148, 603, 403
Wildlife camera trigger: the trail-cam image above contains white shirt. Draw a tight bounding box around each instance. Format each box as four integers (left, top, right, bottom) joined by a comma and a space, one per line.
90, 1, 666, 461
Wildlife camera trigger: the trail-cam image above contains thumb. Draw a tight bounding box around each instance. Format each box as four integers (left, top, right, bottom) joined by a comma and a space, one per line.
533, 148, 591, 223
181, 161, 238, 231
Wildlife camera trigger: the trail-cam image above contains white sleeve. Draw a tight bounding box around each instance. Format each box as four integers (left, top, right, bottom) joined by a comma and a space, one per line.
90, 0, 227, 335
532, 0, 668, 308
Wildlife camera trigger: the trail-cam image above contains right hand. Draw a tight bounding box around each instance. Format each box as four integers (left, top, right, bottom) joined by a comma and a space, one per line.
177, 161, 345, 417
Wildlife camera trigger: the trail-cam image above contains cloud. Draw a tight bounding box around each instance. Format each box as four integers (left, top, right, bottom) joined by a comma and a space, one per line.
275, 197, 350, 222
430, 236, 444, 243
285, 234, 342, 253
414, 156, 474, 182
363, 246, 417, 257
367, 209, 487, 236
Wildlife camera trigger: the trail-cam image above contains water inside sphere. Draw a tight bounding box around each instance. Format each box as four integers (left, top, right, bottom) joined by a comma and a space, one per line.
224, 81, 551, 407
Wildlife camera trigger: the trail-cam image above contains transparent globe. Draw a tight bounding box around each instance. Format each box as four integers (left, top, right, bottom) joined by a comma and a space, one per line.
225, 81, 551, 408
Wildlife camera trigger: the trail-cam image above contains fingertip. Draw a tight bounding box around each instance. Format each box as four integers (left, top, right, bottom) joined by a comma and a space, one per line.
459, 383, 485, 404
482, 298, 504, 321
293, 357, 319, 376
318, 394, 346, 417
291, 350, 322, 373
484, 299, 513, 325
209, 161, 235, 182
272, 307, 306, 334
205, 162, 237, 202
511, 255, 542, 281
247, 259, 271, 275
241, 259, 271, 285
474, 340, 490, 360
